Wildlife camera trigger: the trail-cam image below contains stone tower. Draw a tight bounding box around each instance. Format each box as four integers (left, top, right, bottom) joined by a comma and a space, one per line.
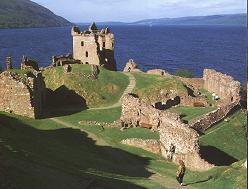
71, 22, 116, 71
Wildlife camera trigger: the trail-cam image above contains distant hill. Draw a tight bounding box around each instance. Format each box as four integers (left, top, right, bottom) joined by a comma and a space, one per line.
86, 14, 247, 26
0, 0, 72, 29
132, 14, 247, 26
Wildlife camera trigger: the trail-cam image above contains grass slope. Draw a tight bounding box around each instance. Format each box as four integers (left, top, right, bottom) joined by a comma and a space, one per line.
43, 65, 129, 108
0, 0, 71, 28
133, 72, 187, 103
0, 108, 247, 188
200, 111, 247, 160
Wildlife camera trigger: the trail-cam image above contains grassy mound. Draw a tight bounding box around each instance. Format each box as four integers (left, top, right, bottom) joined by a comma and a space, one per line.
43, 65, 129, 108
133, 72, 188, 103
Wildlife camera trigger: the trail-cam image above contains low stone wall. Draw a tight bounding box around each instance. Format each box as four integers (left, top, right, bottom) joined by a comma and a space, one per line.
121, 138, 161, 155
190, 102, 237, 132
147, 69, 171, 77
0, 71, 46, 118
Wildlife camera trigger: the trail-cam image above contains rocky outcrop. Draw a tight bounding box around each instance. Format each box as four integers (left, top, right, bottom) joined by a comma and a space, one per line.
0, 71, 46, 118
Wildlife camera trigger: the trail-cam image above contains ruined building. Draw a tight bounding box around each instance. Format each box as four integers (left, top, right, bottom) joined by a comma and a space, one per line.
0, 71, 46, 119
21, 56, 39, 71
71, 22, 116, 71
120, 94, 214, 171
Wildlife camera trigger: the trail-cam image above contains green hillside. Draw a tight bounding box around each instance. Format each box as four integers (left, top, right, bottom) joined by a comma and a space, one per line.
0, 0, 72, 28
43, 65, 129, 108
0, 68, 247, 188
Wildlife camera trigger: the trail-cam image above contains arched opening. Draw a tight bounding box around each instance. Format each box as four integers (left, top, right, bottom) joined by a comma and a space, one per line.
103, 42, 106, 48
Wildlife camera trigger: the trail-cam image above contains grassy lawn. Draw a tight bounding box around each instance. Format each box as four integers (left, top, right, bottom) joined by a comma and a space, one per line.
0, 107, 247, 189
200, 111, 247, 160
133, 72, 187, 103
171, 106, 216, 122
0, 112, 162, 189
43, 65, 129, 108
56, 107, 122, 123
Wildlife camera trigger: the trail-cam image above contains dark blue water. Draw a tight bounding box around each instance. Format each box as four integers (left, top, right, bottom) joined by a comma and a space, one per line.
0, 25, 247, 82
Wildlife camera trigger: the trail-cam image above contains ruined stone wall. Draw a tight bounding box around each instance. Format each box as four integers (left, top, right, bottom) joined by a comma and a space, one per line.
190, 103, 236, 132
71, 24, 116, 71
120, 94, 214, 171
72, 32, 100, 65
147, 69, 171, 77
175, 77, 204, 90
0, 71, 45, 118
123, 59, 142, 72
180, 94, 209, 107
203, 69, 240, 104
121, 138, 161, 155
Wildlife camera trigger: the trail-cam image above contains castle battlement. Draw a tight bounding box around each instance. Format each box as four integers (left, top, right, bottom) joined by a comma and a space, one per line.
71, 22, 116, 70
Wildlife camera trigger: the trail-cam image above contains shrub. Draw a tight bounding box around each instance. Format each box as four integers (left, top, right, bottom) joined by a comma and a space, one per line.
175, 69, 193, 78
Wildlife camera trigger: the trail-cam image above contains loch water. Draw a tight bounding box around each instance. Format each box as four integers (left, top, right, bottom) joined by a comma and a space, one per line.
0, 25, 247, 82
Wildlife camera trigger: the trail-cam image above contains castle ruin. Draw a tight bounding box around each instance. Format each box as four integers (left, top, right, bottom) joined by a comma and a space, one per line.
120, 94, 214, 171
71, 22, 116, 71
0, 71, 46, 119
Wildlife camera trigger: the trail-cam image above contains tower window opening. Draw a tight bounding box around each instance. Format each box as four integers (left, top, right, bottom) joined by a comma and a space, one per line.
103, 42, 106, 48
86, 51, 89, 57
81, 41, 84, 46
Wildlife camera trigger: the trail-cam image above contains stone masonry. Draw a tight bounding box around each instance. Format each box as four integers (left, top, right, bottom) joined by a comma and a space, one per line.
120, 94, 214, 171
71, 23, 116, 71
0, 71, 46, 118
203, 69, 240, 104
123, 59, 142, 72
147, 69, 170, 77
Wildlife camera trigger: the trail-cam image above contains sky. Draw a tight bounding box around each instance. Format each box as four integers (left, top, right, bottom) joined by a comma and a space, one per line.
32, 0, 247, 23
